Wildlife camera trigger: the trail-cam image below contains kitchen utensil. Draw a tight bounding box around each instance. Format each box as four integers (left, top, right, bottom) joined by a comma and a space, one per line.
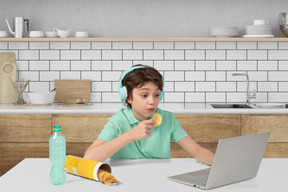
279, 13, 288, 37
50, 88, 56, 92
54, 79, 91, 103
28, 92, 56, 104
75, 31, 89, 38
45, 31, 58, 38
0, 52, 16, 104
6, 17, 29, 38
254, 20, 269, 25
29, 31, 44, 38
53, 28, 71, 38
0, 31, 8, 38
13, 78, 29, 104
210, 26, 239, 37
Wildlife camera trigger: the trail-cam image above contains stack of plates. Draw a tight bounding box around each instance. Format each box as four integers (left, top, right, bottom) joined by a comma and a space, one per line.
211, 26, 239, 38
243, 25, 274, 37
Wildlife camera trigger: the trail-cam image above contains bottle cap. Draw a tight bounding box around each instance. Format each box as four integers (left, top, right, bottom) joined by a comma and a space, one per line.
53, 125, 61, 132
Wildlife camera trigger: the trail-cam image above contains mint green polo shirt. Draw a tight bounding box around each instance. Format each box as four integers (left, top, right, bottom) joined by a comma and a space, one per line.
97, 107, 188, 159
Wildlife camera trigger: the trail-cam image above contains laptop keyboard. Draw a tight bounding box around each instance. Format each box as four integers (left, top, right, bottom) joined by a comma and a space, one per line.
187, 175, 208, 186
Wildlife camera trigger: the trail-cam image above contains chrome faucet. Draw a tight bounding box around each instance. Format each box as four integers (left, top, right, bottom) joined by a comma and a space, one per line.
232, 73, 256, 105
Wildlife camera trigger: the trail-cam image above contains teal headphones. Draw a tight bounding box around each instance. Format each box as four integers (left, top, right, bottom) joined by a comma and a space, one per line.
119, 66, 164, 102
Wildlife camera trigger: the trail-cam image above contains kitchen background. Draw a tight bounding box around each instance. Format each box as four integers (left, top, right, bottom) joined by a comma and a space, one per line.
1, 0, 288, 106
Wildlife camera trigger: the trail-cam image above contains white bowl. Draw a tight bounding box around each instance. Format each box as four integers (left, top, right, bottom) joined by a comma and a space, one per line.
45, 31, 58, 38
29, 31, 44, 38
28, 92, 56, 104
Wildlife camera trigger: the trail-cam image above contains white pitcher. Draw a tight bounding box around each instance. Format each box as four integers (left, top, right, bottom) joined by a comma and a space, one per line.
6, 17, 29, 38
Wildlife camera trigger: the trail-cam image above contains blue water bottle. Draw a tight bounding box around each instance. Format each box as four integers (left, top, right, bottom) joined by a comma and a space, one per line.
49, 125, 66, 185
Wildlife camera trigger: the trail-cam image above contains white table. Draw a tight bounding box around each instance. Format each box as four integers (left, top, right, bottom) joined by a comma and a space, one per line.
0, 158, 287, 192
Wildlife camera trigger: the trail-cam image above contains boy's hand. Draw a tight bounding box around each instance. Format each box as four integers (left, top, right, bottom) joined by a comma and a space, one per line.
129, 119, 154, 141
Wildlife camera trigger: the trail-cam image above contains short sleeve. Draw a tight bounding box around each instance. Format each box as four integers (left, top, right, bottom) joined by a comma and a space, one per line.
170, 117, 188, 143
97, 120, 119, 142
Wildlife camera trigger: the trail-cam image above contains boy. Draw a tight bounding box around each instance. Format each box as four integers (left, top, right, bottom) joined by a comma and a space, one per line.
84, 65, 214, 165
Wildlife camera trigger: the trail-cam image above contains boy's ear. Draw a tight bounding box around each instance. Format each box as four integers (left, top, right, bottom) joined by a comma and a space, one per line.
127, 96, 132, 104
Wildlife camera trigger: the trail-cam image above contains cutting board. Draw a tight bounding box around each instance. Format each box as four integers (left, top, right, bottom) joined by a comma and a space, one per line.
54, 79, 91, 103
0, 52, 16, 104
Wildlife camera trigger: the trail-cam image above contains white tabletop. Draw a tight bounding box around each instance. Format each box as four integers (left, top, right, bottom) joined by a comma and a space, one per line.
0, 158, 287, 192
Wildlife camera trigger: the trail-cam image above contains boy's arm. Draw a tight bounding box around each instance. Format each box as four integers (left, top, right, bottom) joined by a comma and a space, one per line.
177, 136, 214, 165
84, 119, 154, 162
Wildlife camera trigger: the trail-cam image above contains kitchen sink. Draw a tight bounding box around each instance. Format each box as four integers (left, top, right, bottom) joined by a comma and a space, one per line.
211, 104, 252, 109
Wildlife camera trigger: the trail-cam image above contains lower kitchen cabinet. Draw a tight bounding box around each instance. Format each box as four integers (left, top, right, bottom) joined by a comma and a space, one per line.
1, 113, 288, 176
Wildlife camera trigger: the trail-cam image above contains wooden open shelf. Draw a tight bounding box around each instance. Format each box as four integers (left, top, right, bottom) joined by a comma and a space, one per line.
1, 37, 288, 41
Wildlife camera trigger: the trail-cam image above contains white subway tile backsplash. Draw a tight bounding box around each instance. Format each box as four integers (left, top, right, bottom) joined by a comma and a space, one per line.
29, 42, 49, 49
154, 42, 174, 49
175, 61, 194, 70
164, 71, 184, 81
40, 50, 59, 60
175, 42, 194, 49
258, 42, 277, 49
164, 92, 184, 102
237, 61, 257, 71
9, 42, 28, 49
102, 50, 122, 60
195, 61, 215, 70
154, 61, 174, 70
206, 71, 225, 81
50, 61, 70, 70
19, 71, 39, 81
175, 82, 194, 91
102, 71, 122, 81
71, 42, 91, 49
40, 71, 59, 81
185, 92, 205, 102
112, 42, 132, 49
144, 50, 163, 60
195, 42, 215, 49
29, 82, 50, 92
71, 61, 90, 70
92, 82, 111, 91
133, 42, 153, 49
123, 50, 143, 60
50, 42, 70, 49
216, 42, 236, 49
268, 71, 288, 81
185, 50, 205, 60
258, 82, 278, 92
81, 50, 101, 60
258, 61, 278, 71
112, 61, 132, 70
216, 61, 236, 71
185, 71, 205, 81
19, 50, 39, 60
29, 61, 49, 70
3, 40, 288, 104
248, 50, 267, 60
206, 93, 226, 102
206, 50, 225, 60
61, 50, 81, 60
61, 71, 81, 79
195, 82, 215, 91
226, 50, 246, 60
164, 50, 184, 60
269, 50, 288, 60
0, 42, 7, 49
237, 42, 257, 49
82, 71, 101, 81
92, 42, 112, 49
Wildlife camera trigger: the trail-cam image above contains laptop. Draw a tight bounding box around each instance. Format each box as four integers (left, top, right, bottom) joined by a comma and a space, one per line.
168, 132, 270, 190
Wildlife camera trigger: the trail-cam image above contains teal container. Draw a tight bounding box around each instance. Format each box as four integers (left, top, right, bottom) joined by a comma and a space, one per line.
49, 125, 66, 185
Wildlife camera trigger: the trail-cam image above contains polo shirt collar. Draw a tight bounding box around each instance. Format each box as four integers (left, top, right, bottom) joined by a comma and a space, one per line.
125, 107, 140, 125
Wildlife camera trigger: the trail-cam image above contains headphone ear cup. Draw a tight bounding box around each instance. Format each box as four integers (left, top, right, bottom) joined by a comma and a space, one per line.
119, 86, 126, 102
160, 90, 163, 101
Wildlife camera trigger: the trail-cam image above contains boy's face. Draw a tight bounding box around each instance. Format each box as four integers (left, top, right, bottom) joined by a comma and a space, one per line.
127, 81, 161, 122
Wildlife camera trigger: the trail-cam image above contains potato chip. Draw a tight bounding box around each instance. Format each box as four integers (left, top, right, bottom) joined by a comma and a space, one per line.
153, 113, 162, 127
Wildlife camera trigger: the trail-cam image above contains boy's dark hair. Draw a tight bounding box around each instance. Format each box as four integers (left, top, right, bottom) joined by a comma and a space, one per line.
122, 64, 163, 108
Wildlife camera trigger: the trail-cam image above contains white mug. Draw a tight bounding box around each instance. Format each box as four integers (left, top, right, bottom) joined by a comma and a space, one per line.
0, 31, 8, 38
75, 31, 89, 38
53, 28, 71, 38
254, 20, 269, 25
